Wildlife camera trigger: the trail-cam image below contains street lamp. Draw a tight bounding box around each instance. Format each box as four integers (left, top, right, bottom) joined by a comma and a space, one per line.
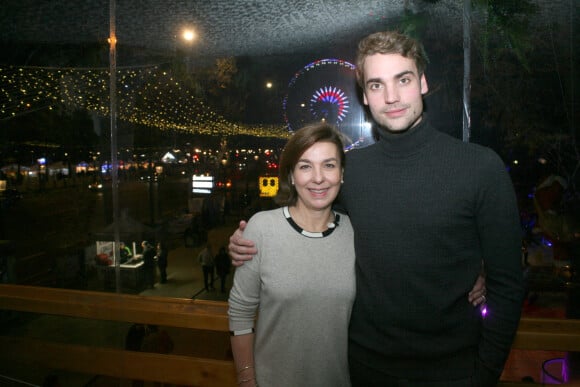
176, 27, 197, 73
182, 28, 196, 43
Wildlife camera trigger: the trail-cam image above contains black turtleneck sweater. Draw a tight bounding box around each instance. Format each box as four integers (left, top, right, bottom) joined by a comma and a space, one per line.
339, 118, 524, 385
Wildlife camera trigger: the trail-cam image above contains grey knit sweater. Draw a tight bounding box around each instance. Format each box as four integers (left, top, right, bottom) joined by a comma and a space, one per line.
228, 207, 356, 387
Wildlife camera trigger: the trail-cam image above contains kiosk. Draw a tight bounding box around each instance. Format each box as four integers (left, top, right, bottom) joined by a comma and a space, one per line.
88, 213, 157, 293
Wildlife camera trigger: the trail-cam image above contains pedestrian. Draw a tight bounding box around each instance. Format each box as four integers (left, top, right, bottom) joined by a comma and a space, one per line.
155, 241, 168, 283
229, 30, 523, 387
197, 243, 214, 291
141, 240, 156, 289
119, 241, 132, 264
214, 246, 231, 293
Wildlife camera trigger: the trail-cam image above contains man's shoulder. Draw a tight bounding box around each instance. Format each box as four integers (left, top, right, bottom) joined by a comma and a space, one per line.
345, 143, 379, 168
346, 143, 377, 157
433, 130, 503, 161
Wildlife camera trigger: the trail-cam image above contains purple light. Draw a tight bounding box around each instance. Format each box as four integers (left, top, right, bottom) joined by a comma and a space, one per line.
542, 237, 553, 247
480, 304, 488, 318
542, 357, 567, 384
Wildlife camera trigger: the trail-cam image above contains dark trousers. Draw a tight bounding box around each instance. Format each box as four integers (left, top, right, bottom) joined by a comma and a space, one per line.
202, 265, 214, 290
349, 351, 474, 387
144, 265, 155, 288
158, 262, 167, 283
217, 273, 228, 292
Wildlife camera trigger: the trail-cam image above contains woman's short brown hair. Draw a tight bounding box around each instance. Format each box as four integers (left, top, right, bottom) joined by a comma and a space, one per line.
274, 122, 345, 207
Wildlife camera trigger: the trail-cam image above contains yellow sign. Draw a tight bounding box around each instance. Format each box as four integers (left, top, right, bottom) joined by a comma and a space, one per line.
259, 176, 279, 197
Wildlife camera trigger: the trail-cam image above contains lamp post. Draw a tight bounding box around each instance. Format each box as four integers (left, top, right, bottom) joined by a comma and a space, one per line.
176, 27, 197, 73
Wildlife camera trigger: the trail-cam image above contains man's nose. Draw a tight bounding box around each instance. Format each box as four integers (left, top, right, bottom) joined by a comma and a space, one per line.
383, 83, 399, 104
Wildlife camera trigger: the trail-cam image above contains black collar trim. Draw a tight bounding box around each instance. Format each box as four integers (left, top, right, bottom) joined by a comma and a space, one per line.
283, 206, 340, 238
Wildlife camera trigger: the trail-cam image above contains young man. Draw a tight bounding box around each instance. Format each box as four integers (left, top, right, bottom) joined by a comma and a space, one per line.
230, 31, 523, 386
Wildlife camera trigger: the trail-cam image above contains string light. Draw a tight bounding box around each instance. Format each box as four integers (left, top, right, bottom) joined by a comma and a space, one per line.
0, 65, 290, 139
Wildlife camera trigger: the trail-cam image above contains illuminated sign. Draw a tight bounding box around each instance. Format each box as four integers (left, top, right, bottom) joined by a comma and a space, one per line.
259, 176, 278, 197
192, 175, 213, 194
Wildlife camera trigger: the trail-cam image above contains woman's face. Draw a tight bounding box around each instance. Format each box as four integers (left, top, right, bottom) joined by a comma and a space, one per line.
292, 141, 343, 212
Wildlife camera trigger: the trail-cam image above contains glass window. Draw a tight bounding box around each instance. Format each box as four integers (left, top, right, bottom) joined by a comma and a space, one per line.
0, 0, 576, 307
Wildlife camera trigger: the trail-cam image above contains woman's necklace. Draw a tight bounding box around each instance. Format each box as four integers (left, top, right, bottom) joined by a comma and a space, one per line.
283, 206, 340, 238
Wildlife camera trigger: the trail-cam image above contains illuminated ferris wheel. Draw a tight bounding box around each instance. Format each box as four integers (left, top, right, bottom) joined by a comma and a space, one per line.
283, 58, 375, 150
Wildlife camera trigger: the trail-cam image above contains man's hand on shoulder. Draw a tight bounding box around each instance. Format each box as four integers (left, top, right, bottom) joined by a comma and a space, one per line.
228, 220, 258, 267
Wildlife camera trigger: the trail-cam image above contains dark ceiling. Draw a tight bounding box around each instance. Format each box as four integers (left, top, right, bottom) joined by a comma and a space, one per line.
0, 1, 576, 148
1, 0, 576, 66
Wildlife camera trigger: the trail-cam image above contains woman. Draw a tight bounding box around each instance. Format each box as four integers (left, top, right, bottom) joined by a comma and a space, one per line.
228, 122, 355, 387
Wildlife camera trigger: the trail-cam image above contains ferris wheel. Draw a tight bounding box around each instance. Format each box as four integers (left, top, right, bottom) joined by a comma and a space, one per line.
283, 58, 375, 150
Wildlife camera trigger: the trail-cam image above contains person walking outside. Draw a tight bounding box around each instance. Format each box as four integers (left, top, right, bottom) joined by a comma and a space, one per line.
214, 246, 231, 293
197, 243, 214, 291
155, 242, 169, 284
141, 241, 156, 289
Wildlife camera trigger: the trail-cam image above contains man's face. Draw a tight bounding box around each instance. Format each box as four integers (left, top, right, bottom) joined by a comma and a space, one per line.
362, 53, 428, 133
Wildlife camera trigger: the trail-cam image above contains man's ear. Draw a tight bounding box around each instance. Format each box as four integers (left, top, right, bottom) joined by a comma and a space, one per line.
420, 74, 429, 95
362, 92, 369, 105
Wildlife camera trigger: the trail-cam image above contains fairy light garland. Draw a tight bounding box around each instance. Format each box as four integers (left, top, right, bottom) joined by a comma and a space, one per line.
0, 65, 290, 139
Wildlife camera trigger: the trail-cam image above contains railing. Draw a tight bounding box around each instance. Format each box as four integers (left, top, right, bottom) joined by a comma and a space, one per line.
0, 284, 580, 386
0, 284, 236, 386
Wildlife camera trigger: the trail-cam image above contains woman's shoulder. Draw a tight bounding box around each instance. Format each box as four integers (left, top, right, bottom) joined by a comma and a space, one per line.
247, 207, 284, 225
244, 207, 284, 236
334, 210, 353, 231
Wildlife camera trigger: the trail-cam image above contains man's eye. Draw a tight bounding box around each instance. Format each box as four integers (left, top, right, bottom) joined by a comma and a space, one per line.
400, 78, 411, 84
368, 83, 382, 91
